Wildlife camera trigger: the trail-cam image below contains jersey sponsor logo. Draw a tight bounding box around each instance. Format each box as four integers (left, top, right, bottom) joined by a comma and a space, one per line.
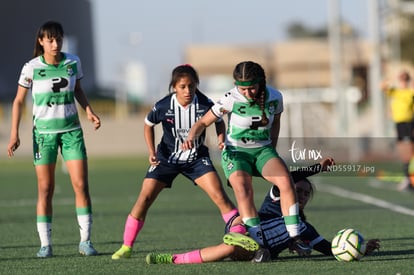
176, 128, 189, 139
241, 137, 250, 144
51, 77, 69, 93
47, 94, 60, 107
240, 136, 258, 145
24, 77, 32, 85
238, 105, 246, 114
38, 69, 46, 77
219, 107, 228, 115
250, 116, 263, 130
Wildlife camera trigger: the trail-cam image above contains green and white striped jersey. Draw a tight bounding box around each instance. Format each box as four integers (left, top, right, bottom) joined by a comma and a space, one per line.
18, 53, 83, 134
211, 86, 283, 148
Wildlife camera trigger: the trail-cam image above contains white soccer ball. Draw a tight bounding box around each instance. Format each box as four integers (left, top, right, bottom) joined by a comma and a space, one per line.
331, 228, 366, 262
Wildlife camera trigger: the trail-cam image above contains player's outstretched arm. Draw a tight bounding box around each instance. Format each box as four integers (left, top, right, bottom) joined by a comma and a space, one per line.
183, 110, 218, 150
364, 239, 380, 255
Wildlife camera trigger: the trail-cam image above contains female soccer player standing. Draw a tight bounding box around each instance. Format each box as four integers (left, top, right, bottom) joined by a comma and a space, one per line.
381, 71, 414, 191
112, 64, 238, 260
182, 61, 309, 261
7, 21, 101, 258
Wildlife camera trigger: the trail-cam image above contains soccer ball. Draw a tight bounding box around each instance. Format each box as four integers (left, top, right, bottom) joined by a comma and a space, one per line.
331, 228, 366, 262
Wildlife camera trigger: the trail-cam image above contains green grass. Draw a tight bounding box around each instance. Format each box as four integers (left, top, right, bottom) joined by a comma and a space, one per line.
1, 157, 414, 274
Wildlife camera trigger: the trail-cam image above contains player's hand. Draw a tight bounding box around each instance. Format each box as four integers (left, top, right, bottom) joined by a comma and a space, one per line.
218, 141, 225, 150
7, 137, 20, 157
149, 154, 160, 166
85, 107, 101, 130
364, 239, 380, 255
181, 138, 194, 150
89, 113, 101, 130
320, 157, 335, 171
380, 80, 390, 92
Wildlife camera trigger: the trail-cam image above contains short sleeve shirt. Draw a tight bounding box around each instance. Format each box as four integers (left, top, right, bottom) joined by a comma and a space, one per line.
18, 53, 82, 134
211, 86, 283, 148
145, 91, 215, 164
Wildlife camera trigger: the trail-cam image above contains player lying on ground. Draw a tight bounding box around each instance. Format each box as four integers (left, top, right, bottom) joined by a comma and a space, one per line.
146, 158, 381, 264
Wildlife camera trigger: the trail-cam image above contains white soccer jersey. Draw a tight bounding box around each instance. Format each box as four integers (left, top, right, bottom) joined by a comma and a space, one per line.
18, 53, 83, 134
211, 86, 283, 148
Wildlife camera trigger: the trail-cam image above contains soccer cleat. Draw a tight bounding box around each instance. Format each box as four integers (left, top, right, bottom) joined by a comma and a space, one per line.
111, 245, 132, 260
223, 232, 259, 252
289, 238, 312, 256
79, 240, 98, 256
37, 245, 53, 258
145, 252, 173, 264
251, 247, 271, 263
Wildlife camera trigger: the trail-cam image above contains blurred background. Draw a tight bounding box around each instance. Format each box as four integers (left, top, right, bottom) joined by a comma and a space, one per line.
1, 0, 413, 162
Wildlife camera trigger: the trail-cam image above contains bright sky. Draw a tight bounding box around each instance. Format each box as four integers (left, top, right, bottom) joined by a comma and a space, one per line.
89, 0, 369, 100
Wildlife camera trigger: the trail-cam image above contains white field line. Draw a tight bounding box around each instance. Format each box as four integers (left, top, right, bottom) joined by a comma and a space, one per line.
0, 198, 74, 208
316, 183, 414, 217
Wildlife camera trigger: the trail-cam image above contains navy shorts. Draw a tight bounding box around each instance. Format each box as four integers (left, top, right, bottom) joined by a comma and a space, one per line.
144, 157, 217, 187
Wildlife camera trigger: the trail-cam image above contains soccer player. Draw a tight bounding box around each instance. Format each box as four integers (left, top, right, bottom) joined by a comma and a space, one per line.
7, 21, 101, 258
111, 64, 238, 259
182, 61, 309, 259
381, 71, 414, 191
146, 158, 381, 264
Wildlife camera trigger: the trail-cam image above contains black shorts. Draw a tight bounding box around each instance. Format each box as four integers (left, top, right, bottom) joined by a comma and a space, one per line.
396, 121, 414, 141
144, 157, 217, 187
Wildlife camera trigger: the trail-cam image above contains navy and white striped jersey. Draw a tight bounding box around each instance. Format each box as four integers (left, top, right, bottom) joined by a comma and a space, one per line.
258, 189, 329, 258
145, 91, 215, 164
260, 216, 325, 258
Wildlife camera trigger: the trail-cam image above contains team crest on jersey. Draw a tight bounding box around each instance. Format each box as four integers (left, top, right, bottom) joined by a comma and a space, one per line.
67, 65, 74, 76
269, 102, 275, 114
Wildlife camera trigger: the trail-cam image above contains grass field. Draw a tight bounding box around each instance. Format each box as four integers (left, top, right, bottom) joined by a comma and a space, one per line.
1, 156, 414, 275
